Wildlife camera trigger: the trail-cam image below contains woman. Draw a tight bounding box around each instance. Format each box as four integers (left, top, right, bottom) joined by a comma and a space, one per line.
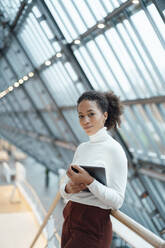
60, 90, 128, 248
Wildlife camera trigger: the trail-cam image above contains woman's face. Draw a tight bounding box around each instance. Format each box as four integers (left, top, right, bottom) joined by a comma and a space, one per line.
77, 100, 108, 136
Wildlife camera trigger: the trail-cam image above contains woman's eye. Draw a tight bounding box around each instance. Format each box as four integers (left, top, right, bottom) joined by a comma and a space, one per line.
79, 115, 84, 119
89, 113, 94, 117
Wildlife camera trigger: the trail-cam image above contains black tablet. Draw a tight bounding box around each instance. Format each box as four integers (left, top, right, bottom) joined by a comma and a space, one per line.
81, 166, 107, 192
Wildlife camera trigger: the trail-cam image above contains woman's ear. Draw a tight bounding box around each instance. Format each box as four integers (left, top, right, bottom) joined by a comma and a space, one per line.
104, 112, 108, 120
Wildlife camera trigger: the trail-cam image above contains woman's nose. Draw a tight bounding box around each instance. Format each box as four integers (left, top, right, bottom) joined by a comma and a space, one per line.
83, 116, 90, 124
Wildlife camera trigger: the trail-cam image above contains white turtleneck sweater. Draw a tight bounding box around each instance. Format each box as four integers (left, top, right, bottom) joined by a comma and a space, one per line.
60, 127, 128, 210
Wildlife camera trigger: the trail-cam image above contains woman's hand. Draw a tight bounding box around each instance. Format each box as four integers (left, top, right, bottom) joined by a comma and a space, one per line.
65, 180, 86, 194
67, 165, 94, 186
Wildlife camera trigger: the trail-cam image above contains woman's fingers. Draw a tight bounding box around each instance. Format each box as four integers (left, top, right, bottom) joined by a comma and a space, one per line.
71, 165, 85, 173
66, 166, 75, 177
68, 165, 87, 177
66, 181, 87, 193
67, 180, 87, 193
80, 183, 87, 190
67, 165, 93, 185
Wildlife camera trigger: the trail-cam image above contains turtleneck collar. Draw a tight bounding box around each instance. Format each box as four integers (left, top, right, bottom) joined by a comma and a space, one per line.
89, 127, 109, 143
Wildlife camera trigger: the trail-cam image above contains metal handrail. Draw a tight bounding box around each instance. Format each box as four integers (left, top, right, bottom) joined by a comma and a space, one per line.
29, 190, 165, 248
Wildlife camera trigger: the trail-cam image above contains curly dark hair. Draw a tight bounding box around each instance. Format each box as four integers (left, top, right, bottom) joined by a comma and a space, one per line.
77, 90, 124, 130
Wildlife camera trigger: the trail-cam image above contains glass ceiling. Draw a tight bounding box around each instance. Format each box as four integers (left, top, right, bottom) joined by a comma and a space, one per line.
0, 0, 23, 24
0, 0, 165, 244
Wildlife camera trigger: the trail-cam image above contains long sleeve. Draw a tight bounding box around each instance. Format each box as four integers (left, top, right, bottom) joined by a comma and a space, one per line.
59, 146, 80, 199
88, 146, 127, 209
60, 174, 72, 199
87, 181, 124, 210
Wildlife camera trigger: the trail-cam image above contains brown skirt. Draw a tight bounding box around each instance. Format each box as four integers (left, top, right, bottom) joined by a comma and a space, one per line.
61, 201, 112, 248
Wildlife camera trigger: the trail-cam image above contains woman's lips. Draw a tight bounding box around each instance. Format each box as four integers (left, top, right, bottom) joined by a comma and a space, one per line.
84, 126, 93, 130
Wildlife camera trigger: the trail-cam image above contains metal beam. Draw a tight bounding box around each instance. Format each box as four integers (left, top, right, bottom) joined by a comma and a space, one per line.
0, 132, 63, 174
0, 124, 76, 151
138, 159, 165, 170
138, 168, 165, 182
10, 1, 27, 31
1, 94, 164, 113
122, 95, 165, 106
152, 0, 165, 23
60, 95, 165, 111
0, 108, 57, 115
